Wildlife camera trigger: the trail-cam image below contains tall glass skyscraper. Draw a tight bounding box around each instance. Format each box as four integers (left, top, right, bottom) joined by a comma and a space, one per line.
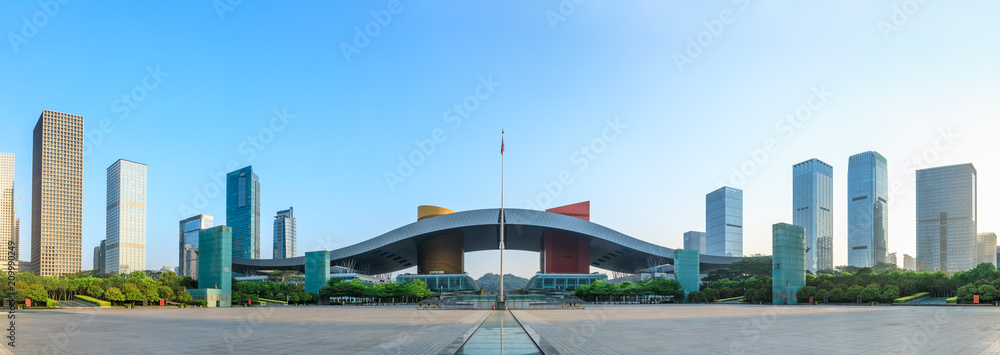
178, 214, 213, 278
32, 110, 84, 276
916, 164, 977, 273
0, 153, 14, 260
976, 233, 996, 268
273, 207, 296, 259
847, 151, 888, 267
706, 186, 742, 257
792, 159, 833, 272
105, 159, 147, 275
227, 166, 260, 259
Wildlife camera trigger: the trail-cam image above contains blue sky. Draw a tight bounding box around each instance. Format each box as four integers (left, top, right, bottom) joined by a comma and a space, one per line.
1, 1, 997, 279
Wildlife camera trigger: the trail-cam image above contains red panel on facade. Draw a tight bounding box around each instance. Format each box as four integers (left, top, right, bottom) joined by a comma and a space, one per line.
546, 201, 590, 221
540, 231, 590, 274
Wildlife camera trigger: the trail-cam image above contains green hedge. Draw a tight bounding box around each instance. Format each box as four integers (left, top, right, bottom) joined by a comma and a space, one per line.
259, 298, 288, 305
75, 294, 112, 307
45, 299, 59, 307
946, 296, 957, 304
893, 292, 930, 304
716, 296, 744, 303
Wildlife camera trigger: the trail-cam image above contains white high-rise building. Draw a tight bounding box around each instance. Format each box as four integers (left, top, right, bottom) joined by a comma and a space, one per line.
976, 233, 997, 268
105, 159, 147, 275
706, 187, 743, 257
0, 153, 14, 261
683, 231, 706, 253
32, 111, 84, 276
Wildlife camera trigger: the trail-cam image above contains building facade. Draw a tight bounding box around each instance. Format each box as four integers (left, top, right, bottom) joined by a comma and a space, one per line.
0, 153, 15, 261
683, 231, 706, 253
226, 166, 260, 259
191, 225, 233, 307
887, 252, 897, 267
104, 159, 147, 275
273, 207, 296, 259
847, 151, 888, 267
903, 254, 916, 271
792, 158, 833, 272
674, 249, 699, 302
772, 223, 806, 305
976, 233, 996, 268
178, 214, 214, 278
706, 187, 743, 257
916, 164, 977, 273
31, 110, 84, 276
93, 239, 106, 273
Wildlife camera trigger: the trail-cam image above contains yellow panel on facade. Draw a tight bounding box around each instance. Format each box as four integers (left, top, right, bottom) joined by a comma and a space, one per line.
418, 205, 456, 221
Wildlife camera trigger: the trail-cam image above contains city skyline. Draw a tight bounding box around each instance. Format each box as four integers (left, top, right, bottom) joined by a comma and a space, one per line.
1, 2, 999, 279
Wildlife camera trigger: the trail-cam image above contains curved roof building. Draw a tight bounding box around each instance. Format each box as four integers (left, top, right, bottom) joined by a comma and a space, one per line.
233, 202, 743, 275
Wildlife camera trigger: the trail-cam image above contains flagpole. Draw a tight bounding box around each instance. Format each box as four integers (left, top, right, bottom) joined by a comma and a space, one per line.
500, 129, 505, 307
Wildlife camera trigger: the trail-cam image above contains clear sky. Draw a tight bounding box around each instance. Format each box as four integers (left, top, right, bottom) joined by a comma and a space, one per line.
1, 1, 997, 279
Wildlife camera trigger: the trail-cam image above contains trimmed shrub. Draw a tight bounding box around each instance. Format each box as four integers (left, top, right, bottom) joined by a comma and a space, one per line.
45, 299, 59, 307
946, 296, 957, 304
893, 292, 930, 304
75, 294, 112, 307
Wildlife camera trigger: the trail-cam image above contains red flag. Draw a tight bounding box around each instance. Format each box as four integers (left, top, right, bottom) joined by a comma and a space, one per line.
501, 137, 504, 155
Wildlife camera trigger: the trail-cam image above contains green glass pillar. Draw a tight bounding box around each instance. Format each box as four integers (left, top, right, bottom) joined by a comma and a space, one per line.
305, 251, 331, 301
674, 249, 700, 303
772, 223, 806, 305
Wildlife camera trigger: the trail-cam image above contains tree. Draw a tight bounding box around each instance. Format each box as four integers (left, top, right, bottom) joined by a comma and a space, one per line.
977, 285, 999, 302
85, 284, 104, 298
138, 282, 160, 302
796, 286, 816, 303
159, 286, 174, 302
861, 284, 882, 302
122, 284, 144, 303
881, 285, 901, 302
105, 287, 126, 303
175, 290, 193, 304
157, 271, 180, 288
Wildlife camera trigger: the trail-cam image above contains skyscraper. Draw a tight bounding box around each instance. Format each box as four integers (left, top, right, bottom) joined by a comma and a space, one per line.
976, 233, 996, 268
31, 110, 84, 276
105, 159, 147, 275
903, 254, 916, 271
93, 239, 105, 273
916, 163, 977, 273
792, 158, 833, 272
682, 231, 706, 253
0, 153, 14, 260
706, 186, 742, 257
847, 151, 888, 268
273, 207, 296, 259
179, 214, 213, 278
227, 166, 260, 259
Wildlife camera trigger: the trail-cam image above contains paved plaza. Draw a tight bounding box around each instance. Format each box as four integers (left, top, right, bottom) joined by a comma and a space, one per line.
9, 304, 1000, 354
